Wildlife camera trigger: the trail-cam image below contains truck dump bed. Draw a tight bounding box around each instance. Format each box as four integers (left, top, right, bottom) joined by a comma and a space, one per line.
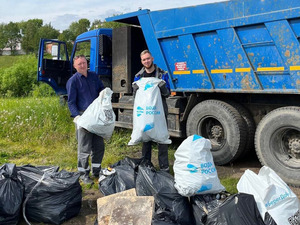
107, 0, 300, 94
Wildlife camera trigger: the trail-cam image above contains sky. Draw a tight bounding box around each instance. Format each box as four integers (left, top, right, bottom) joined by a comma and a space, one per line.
0, 0, 226, 32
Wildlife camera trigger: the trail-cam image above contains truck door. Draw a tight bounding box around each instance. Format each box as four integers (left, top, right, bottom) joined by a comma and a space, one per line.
37, 39, 71, 95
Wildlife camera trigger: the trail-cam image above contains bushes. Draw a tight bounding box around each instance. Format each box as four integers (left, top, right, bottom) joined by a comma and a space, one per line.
31, 83, 56, 97
0, 55, 54, 97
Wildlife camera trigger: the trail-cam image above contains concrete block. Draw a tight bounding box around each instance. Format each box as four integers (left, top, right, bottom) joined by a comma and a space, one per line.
97, 189, 137, 225
108, 196, 154, 225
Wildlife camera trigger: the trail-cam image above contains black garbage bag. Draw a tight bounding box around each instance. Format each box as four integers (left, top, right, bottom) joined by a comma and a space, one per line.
99, 164, 136, 196
111, 156, 144, 170
264, 212, 277, 225
136, 162, 195, 225
190, 192, 230, 225
17, 165, 82, 225
0, 163, 24, 225
152, 219, 179, 225
205, 193, 265, 225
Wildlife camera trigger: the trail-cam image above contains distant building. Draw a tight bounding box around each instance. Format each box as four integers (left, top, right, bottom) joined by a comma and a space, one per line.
2, 42, 25, 55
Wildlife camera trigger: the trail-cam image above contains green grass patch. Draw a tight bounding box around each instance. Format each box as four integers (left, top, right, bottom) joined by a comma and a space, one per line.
220, 177, 239, 194
0, 55, 24, 69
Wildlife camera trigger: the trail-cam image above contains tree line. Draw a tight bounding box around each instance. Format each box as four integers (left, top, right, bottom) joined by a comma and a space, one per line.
0, 18, 124, 56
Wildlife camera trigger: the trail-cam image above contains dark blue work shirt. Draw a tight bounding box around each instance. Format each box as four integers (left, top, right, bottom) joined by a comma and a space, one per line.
66, 71, 105, 117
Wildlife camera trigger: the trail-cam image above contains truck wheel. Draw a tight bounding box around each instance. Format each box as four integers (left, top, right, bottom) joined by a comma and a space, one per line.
255, 107, 300, 187
227, 101, 256, 156
186, 100, 247, 165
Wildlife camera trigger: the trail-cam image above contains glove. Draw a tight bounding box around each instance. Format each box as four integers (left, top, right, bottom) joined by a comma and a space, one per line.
158, 80, 166, 88
158, 81, 170, 97
132, 83, 139, 98
132, 83, 139, 92
73, 115, 80, 124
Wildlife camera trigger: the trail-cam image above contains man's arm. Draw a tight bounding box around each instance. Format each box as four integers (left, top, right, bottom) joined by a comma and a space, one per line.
132, 75, 141, 98
66, 79, 80, 117
159, 72, 171, 97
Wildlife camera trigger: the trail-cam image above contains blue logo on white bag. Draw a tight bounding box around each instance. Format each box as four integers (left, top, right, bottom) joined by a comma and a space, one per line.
197, 184, 213, 193
144, 83, 154, 91
143, 123, 154, 132
200, 162, 216, 174
193, 135, 203, 141
137, 106, 144, 117
265, 191, 290, 208
187, 164, 198, 173
145, 106, 160, 115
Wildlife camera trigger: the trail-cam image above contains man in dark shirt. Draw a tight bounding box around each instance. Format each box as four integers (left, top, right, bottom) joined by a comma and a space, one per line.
133, 50, 171, 172
66, 55, 105, 184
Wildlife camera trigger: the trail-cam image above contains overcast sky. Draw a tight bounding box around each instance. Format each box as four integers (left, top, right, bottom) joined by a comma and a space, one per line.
0, 0, 226, 31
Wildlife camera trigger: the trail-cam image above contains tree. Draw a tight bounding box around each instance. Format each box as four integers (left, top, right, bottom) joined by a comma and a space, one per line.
58, 29, 74, 55
0, 23, 8, 55
4, 22, 21, 55
38, 23, 60, 40
90, 18, 126, 30
36, 23, 60, 54
58, 19, 91, 54
90, 19, 102, 30
69, 18, 90, 37
20, 19, 59, 55
100, 20, 126, 29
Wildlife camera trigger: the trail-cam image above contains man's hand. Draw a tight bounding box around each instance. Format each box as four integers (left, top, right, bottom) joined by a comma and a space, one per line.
73, 115, 80, 124
132, 83, 139, 92
158, 80, 166, 88
158, 81, 170, 97
132, 83, 139, 98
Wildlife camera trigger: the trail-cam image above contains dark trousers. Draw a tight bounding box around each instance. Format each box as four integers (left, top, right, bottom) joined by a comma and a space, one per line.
77, 127, 104, 175
142, 141, 169, 170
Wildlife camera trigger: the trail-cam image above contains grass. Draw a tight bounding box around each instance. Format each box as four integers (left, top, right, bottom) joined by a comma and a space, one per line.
0, 96, 238, 193
0, 55, 25, 69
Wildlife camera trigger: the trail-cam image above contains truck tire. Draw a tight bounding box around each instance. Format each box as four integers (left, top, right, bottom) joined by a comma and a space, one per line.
186, 100, 247, 165
255, 107, 300, 187
226, 101, 256, 156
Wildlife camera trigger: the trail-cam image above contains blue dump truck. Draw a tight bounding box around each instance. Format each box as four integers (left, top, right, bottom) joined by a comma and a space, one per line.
38, 0, 300, 186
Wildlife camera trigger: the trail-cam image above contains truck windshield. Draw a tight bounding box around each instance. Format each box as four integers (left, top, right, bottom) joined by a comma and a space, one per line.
74, 41, 91, 66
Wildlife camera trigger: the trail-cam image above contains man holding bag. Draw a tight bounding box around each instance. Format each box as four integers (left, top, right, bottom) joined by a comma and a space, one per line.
66, 55, 105, 184
132, 50, 171, 172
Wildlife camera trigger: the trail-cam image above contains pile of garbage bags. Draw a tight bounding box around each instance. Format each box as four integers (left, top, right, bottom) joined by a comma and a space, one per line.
0, 163, 82, 225
99, 135, 300, 225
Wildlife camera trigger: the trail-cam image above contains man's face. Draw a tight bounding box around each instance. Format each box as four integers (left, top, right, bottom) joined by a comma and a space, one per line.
141, 53, 154, 69
73, 57, 88, 75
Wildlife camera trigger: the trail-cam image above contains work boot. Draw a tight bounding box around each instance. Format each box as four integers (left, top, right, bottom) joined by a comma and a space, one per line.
160, 167, 170, 173
92, 166, 101, 178
80, 172, 94, 185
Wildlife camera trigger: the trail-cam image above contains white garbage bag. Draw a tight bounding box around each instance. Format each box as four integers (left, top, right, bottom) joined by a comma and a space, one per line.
174, 135, 225, 196
128, 77, 171, 145
77, 87, 115, 139
237, 166, 300, 225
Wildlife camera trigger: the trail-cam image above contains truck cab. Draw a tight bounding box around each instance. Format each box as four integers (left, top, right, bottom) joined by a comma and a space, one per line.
37, 29, 113, 95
